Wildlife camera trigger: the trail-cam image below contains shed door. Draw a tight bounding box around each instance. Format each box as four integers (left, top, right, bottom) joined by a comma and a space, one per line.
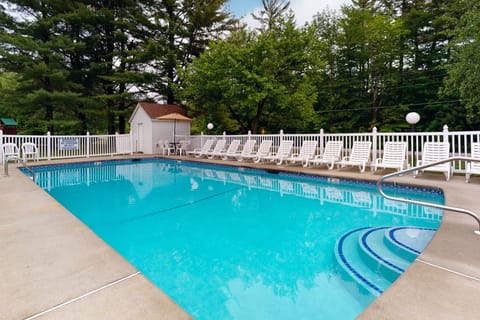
136, 123, 144, 153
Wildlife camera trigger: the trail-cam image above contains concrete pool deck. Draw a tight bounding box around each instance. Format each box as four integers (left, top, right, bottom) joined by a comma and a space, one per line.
1, 155, 479, 319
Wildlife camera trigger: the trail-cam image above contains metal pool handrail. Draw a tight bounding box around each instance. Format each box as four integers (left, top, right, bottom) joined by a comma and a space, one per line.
376, 157, 480, 235
3, 155, 36, 180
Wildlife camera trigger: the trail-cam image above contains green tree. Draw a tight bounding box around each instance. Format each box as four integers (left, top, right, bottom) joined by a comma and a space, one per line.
442, 0, 480, 127
335, 4, 405, 130
0, 1, 151, 134
0, 72, 21, 119
252, 0, 291, 31
181, 17, 319, 134
141, 0, 235, 105
0, 1, 85, 134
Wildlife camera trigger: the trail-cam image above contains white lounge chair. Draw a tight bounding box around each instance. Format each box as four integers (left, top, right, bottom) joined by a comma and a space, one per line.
21, 142, 39, 162
337, 141, 372, 172
284, 140, 318, 167
414, 142, 452, 181
373, 141, 407, 172
2, 143, 20, 163
188, 138, 215, 158
217, 140, 241, 160
205, 139, 227, 159
466, 142, 480, 183
351, 191, 372, 208
239, 140, 272, 162
306, 140, 343, 169
256, 140, 293, 165
235, 140, 257, 161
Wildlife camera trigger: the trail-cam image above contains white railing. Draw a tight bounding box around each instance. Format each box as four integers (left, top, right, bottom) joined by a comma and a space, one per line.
193, 125, 480, 174
1, 131, 132, 162
4, 126, 480, 173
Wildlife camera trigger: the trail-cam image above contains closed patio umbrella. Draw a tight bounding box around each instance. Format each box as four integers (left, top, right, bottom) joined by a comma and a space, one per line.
156, 113, 192, 150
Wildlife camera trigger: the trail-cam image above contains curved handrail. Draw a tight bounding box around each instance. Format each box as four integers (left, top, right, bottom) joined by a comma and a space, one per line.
377, 156, 480, 235
3, 155, 36, 180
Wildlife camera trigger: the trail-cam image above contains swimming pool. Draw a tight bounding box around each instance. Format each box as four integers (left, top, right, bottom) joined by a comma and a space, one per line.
29, 159, 444, 319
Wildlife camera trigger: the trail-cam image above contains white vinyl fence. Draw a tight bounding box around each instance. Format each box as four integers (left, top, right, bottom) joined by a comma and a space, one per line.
3, 126, 480, 174
193, 125, 480, 174
0, 131, 132, 162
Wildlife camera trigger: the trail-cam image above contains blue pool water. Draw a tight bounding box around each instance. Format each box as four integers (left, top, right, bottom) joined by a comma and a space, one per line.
29, 159, 443, 319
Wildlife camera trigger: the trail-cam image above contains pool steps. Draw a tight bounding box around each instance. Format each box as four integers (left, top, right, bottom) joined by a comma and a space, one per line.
335, 226, 436, 296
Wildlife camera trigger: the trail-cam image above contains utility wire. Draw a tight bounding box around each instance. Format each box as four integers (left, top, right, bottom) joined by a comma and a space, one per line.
316, 99, 463, 114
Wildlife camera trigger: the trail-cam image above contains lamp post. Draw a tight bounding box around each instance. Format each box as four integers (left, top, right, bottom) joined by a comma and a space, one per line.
406, 112, 421, 164
406, 112, 420, 132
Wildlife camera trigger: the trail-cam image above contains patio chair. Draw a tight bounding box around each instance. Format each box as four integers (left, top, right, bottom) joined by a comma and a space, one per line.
218, 139, 241, 160
336, 141, 372, 172
2, 143, 20, 164
235, 140, 257, 161
159, 140, 175, 155
239, 140, 272, 162
187, 138, 215, 158
21, 142, 39, 162
372, 141, 407, 172
176, 140, 191, 156
284, 140, 317, 167
306, 140, 343, 169
414, 142, 452, 181
466, 142, 480, 183
205, 139, 227, 159
256, 140, 293, 165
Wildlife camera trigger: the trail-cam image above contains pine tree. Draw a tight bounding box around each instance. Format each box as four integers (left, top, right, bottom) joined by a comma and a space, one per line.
142, 0, 235, 104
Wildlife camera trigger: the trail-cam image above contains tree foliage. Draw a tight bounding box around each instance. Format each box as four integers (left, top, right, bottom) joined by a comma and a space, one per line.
180, 15, 319, 134
0, 0, 234, 134
140, 0, 235, 104
442, 0, 480, 127
0, 0, 477, 134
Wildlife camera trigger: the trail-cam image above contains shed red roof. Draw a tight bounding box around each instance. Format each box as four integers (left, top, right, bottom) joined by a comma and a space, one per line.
138, 102, 186, 119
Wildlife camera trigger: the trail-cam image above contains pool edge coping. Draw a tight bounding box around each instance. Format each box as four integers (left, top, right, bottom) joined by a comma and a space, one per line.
3, 154, 480, 319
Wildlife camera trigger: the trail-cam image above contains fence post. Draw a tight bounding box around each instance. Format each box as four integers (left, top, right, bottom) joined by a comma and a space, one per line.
319, 128, 324, 155
47, 131, 51, 161
223, 131, 226, 140
443, 125, 449, 142
86, 131, 90, 158
129, 130, 134, 155
248, 130, 251, 142
115, 132, 119, 155
372, 127, 378, 165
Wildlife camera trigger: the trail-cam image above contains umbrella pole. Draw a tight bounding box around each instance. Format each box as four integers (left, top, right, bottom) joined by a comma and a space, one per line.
173, 120, 176, 153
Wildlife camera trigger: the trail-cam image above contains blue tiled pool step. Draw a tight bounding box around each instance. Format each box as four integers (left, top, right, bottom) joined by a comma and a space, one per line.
385, 227, 437, 261
335, 226, 436, 296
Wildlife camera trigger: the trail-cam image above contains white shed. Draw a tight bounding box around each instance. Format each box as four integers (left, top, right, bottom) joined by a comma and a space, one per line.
129, 102, 191, 154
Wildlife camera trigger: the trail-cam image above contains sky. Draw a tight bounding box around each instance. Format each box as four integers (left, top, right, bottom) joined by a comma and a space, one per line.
226, 0, 351, 26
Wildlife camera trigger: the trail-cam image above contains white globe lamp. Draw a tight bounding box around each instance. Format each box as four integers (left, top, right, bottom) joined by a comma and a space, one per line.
406, 112, 420, 132
207, 123, 214, 130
